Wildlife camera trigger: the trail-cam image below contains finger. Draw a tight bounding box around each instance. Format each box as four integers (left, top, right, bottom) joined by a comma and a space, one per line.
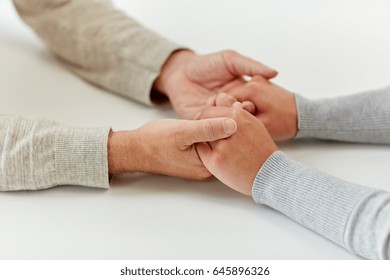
199, 106, 235, 120
226, 87, 253, 103
233, 101, 243, 109
183, 117, 237, 145
206, 95, 217, 107
215, 92, 237, 107
217, 78, 246, 93
242, 101, 256, 114
251, 75, 269, 83
224, 51, 278, 79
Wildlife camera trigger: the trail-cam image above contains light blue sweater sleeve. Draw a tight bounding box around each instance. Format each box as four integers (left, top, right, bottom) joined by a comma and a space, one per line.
252, 151, 390, 259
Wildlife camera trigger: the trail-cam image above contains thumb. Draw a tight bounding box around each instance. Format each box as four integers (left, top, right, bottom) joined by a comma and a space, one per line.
225, 51, 278, 79
182, 118, 237, 145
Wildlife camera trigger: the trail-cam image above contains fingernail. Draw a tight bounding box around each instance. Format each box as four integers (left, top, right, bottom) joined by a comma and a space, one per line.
233, 101, 242, 108
224, 119, 237, 135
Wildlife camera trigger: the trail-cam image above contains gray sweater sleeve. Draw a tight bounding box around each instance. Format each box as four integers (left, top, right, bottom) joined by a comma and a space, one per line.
295, 86, 390, 143
3, 1, 180, 191
13, 0, 180, 106
252, 151, 390, 259
0, 116, 111, 191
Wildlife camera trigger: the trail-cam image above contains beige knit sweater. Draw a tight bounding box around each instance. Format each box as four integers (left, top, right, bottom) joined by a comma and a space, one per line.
0, 0, 179, 191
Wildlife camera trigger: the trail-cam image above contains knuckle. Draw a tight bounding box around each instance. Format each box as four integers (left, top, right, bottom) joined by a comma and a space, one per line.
223, 49, 238, 56
221, 49, 238, 60
247, 81, 260, 91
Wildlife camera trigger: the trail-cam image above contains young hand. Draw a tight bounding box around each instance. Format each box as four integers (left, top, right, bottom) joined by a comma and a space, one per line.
213, 76, 298, 141
196, 105, 278, 195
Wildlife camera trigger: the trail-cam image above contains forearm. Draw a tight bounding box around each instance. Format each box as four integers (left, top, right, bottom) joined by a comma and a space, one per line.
253, 151, 390, 259
0, 116, 171, 190
13, 0, 180, 105
0, 115, 110, 191
295, 86, 390, 143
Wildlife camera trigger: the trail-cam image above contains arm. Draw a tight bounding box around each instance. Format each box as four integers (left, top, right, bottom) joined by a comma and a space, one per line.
12, 0, 179, 105
0, 115, 110, 191
13, 0, 277, 119
197, 106, 390, 259
0, 115, 236, 191
4, 0, 264, 191
253, 151, 390, 260
295, 86, 390, 144
224, 76, 390, 144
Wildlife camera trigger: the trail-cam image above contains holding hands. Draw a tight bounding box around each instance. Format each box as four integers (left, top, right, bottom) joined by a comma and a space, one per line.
108, 117, 237, 180
193, 75, 299, 195
110, 49, 299, 197
153, 50, 278, 119
196, 104, 277, 195
210, 76, 298, 141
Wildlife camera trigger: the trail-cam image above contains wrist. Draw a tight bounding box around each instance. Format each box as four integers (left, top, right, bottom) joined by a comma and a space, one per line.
293, 94, 311, 139
153, 49, 196, 97
287, 93, 299, 139
108, 130, 142, 175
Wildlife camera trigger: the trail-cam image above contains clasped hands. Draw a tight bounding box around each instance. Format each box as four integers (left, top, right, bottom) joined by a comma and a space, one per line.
108, 50, 298, 196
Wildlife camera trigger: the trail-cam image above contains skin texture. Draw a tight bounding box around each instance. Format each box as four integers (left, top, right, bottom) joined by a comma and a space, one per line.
196, 105, 278, 196
216, 76, 298, 141
154, 50, 277, 119
108, 117, 237, 180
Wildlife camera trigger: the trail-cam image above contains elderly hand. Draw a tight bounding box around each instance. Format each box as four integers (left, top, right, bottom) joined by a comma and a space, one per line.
108, 117, 237, 180
196, 105, 278, 195
153, 50, 277, 119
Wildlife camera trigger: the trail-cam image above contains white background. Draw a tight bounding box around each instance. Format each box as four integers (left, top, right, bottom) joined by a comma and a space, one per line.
0, 0, 390, 259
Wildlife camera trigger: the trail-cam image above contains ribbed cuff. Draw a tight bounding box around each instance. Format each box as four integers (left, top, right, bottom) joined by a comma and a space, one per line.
294, 93, 344, 140
252, 151, 372, 248
54, 125, 111, 189
294, 94, 320, 139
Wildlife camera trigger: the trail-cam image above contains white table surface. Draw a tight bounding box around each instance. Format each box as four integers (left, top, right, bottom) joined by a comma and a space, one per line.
1, 0, 390, 259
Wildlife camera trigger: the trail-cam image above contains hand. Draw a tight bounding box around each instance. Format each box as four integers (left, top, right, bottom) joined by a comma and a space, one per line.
153, 50, 277, 119
108, 117, 237, 180
219, 76, 298, 141
196, 105, 278, 195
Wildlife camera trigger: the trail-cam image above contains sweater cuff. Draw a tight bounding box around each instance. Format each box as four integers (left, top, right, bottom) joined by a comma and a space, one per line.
124, 42, 183, 106
54, 125, 111, 189
252, 151, 372, 248
294, 94, 319, 139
